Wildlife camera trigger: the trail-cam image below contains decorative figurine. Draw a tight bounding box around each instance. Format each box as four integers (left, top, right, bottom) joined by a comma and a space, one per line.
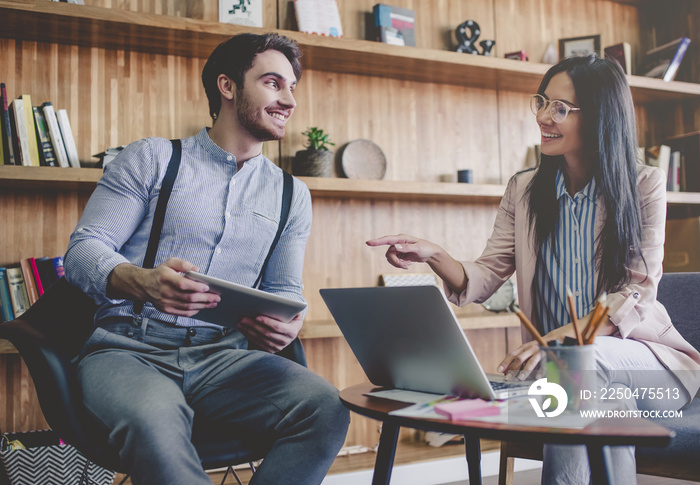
455, 20, 495, 56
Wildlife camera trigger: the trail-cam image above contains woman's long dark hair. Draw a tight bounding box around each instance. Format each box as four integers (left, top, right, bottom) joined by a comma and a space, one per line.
526, 55, 645, 294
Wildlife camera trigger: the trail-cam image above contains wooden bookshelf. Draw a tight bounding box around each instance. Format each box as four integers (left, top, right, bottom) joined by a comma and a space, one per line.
4, 166, 700, 205
1, 0, 699, 102
0, 165, 507, 202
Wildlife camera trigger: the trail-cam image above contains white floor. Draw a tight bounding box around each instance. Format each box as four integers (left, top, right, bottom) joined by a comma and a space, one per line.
321, 451, 542, 485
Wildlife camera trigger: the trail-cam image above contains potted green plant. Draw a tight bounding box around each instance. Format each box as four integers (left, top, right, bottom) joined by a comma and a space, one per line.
292, 127, 335, 177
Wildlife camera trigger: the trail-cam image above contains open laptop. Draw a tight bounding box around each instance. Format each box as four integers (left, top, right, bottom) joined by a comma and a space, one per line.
320, 285, 531, 400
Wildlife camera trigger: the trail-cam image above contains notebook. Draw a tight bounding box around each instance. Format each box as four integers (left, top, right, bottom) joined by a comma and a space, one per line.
320, 285, 531, 400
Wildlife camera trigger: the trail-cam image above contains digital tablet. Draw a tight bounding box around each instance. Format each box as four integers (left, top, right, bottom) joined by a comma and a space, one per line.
184, 271, 307, 326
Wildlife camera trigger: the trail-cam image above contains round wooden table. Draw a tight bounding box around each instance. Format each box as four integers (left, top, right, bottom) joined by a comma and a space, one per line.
340, 383, 674, 485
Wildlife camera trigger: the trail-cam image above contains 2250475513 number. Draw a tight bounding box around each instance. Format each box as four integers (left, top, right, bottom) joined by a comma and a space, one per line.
598, 387, 681, 400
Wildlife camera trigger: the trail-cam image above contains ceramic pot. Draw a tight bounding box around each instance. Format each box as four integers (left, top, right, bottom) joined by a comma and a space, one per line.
292, 149, 334, 177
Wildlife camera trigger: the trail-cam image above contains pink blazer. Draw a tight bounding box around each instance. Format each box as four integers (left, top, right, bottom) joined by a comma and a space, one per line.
446, 165, 700, 398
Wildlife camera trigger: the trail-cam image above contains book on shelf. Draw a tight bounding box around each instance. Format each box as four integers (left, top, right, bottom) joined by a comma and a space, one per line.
666, 131, 700, 193
42, 102, 70, 168
218, 0, 263, 28
29, 257, 46, 296
93, 146, 125, 167
293, 0, 343, 37
0, 268, 14, 322
56, 108, 81, 167
1, 83, 17, 165
639, 37, 691, 82
35, 256, 62, 291
5, 267, 31, 318
604, 42, 632, 74
20, 94, 41, 166
646, 144, 671, 183
0, 99, 4, 165
668, 150, 681, 192
19, 258, 40, 306
53, 256, 65, 280
373, 4, 415, 47
10, 97, 32, 166
32, 105, 58, 167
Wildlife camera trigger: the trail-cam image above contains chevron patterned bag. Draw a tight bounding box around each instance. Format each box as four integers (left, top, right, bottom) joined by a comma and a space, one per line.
1, 430, 115, 485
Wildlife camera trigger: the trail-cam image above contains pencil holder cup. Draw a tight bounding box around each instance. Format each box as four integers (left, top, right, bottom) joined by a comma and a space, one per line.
537, 345, 596, 414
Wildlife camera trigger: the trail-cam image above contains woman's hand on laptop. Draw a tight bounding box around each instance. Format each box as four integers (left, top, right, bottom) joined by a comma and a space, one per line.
238, 313, 303, 353
497, 340, 542, 381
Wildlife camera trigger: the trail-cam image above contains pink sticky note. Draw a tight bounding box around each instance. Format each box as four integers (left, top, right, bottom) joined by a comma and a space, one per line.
434, 399, 501, 421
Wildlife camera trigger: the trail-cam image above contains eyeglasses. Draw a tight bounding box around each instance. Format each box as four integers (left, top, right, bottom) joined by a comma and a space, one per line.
529, 94, 581, 123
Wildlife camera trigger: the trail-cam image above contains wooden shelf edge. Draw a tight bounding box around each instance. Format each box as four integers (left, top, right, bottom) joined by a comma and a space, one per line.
5, 167, 700, 206
299, 177, 507, 203
0, 166, 508, 202
301, 313, 519, 339
667, 191, 700, 205
2, 0, 700, 99
0, 165, 102, 190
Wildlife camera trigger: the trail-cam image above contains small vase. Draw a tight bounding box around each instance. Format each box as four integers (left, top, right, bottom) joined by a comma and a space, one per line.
292, 149, 334, 177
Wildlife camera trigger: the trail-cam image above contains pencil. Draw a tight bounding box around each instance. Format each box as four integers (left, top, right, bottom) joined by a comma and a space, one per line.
514, 307, 548, 347
582, 292, 607, 342
566, 287, 583, 346
585, 305, 610, 344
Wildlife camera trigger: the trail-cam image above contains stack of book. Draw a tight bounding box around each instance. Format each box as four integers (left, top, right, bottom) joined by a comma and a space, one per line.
0, 83, 80, 168
0, 256, 65, 322
372, 4, 415, 47
646, 132, 700, 193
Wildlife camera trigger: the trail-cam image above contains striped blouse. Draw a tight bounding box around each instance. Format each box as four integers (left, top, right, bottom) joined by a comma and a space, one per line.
535, 169, 598, 334
64, 128, 312, 329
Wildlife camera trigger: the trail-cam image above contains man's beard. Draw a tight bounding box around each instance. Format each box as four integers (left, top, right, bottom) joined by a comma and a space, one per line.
235, 90, 285, 142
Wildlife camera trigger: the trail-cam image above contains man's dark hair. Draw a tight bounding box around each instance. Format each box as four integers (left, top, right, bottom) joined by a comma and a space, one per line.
201, 33, 303, 120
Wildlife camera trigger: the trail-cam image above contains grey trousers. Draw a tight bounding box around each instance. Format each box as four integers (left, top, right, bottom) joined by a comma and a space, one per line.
77, 318, 350, 485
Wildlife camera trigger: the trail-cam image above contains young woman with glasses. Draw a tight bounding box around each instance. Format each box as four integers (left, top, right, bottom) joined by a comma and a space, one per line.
367, 55, 700, 484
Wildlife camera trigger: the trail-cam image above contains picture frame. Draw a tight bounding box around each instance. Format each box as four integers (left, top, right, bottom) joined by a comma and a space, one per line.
219, 0, 263, 28
559, 35, 601, 60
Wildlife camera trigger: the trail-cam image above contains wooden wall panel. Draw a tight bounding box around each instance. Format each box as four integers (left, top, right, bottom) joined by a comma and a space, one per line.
494, 0, 640, 65
0, 356, 48, 433
0, 190, 87, 265
283, 70, 504, 184
300, 198, 501, 327
278, 0, 497, 52
83, 0, 278, 27
0, 38, 212, 165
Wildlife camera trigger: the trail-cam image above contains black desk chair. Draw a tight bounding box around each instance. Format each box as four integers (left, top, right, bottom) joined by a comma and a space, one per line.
0, 277, 307, 485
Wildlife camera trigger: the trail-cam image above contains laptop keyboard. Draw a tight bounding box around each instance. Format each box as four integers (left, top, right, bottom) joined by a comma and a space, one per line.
489, 379, 527, 391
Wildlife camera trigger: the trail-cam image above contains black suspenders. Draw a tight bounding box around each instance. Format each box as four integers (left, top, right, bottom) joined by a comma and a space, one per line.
134, 139, 294, 315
